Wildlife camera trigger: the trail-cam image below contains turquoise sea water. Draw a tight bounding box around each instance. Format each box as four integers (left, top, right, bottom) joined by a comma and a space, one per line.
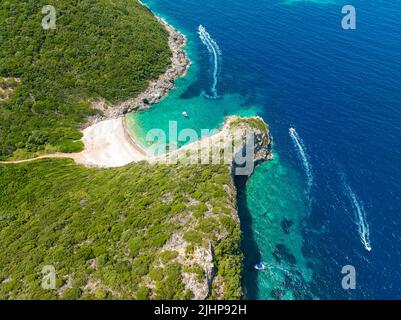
129, 0, 401, 299
127, 25, 261, 149
128, 0, 315, 299
236, 153, 315, 299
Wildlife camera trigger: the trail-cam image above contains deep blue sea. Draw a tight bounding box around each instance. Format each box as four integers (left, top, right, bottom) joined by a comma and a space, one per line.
133, 0, 401, 299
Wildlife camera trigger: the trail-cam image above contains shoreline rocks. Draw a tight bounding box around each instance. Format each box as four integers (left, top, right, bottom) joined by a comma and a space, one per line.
159, 116, 273, 176
85, 17, 190, 127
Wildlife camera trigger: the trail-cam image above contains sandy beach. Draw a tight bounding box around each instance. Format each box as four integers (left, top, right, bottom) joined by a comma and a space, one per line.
0, 118, 149, 167
0, 15, 190, 168
71, 16, 190, 167
73, 118, 148, 167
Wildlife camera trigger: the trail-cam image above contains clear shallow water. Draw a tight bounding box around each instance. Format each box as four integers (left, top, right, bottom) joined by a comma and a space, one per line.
129, 0, 401, 299
128, 14, 262, 149
236, 153, 316, 299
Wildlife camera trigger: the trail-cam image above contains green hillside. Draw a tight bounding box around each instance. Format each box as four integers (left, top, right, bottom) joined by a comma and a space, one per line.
0, 0, 245, 301
0, 0, 171, 159
0, 160, 242, 299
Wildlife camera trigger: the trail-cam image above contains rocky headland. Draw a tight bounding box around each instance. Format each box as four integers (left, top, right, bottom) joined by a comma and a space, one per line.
87, 18, 190, 126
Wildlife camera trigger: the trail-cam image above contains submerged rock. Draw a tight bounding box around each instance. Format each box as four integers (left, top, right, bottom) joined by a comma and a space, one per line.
281, 218, 293, 235
271, 288, 286, 300
273, 243, 297, 266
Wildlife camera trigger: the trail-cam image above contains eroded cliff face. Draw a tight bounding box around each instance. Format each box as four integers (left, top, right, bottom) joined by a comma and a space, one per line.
0, 114, 271, 300
226, 116, 273, 175
184, 117, 272, 299
150, 116, 273, 299
160, 234, 214, 300
156, 116, 273, 174
83, 13, 272, 301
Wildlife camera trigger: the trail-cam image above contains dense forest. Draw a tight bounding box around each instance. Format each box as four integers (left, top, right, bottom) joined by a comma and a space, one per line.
0, 160, 243, 299
0, 0, 245, 300
0, 0, 171, 159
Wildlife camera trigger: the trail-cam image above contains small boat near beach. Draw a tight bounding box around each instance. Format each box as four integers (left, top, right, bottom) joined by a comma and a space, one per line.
182, 111, 189, 118
254, 262, 267, 271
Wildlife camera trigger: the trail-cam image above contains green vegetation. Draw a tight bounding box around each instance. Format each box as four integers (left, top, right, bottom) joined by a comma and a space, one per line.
0, 0, 171, 159
229, 117, 269, 133
0, 0, 246, 301
214, 225, 243, 299
0, 77, 20, 100
0, 160, 242, 299
154, 263, 186, 300
160, 250, 179, 263
183, 263, 205, 283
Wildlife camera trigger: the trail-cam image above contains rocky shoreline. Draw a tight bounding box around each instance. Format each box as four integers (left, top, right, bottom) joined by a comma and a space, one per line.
71, 9, 272, 300
86, 17, 190, 126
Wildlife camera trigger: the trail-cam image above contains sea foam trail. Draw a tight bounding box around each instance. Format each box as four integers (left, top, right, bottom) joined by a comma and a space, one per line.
341, 174, 372, 252
198, 25, 221, 98
289, 128, 313, 200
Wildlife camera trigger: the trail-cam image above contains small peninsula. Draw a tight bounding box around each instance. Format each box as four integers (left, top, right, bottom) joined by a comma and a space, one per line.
0, 0, 273, 300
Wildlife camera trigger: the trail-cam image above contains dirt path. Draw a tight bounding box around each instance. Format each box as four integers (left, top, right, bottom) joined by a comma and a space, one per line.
0, 153, 77, 165
0, 118, 150, 168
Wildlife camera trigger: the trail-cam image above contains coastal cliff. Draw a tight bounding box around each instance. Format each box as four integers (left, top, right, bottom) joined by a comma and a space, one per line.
151, 116, 273, 299
0, 116, 272, 300
0, 0, 274, 301
160, 116, 273, 171
0, 0, 175, 160
87, 18, 190, 125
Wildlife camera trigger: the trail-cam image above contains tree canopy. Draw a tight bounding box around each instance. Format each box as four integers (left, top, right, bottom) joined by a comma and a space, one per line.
0, 0, 171, 159
0, 160, 242, 299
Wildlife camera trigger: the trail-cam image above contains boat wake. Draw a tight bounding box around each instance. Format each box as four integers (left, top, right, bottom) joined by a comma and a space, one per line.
341, 173, 372, 252
289, 128, 313, 203
198, 25, 221, 99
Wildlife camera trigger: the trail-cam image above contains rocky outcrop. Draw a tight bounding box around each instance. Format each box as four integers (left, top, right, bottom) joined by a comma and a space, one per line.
152, 116, 272, 299
183, 245, 214, 300
156, 116, 273, 176
0, 77, 20, 101
86, 18, 190, 126
226, 116, 273, 168
160, 234, 214, 300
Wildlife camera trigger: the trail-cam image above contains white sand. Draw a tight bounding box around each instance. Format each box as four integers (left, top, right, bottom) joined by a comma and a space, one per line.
0, 116, 257, 169
75, 118, 148, 167
0, 118, 150, 167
